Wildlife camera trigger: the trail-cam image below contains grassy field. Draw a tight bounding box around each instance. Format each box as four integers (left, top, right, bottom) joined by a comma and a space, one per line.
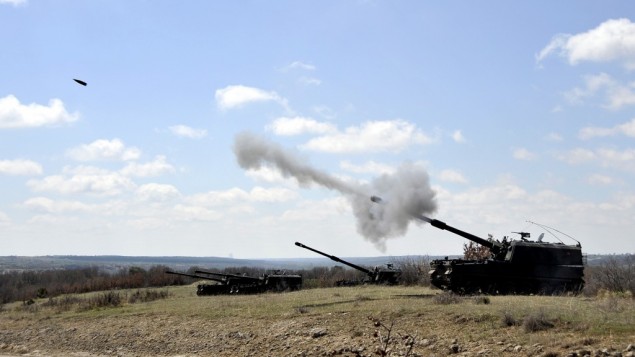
1, 285, 634, 356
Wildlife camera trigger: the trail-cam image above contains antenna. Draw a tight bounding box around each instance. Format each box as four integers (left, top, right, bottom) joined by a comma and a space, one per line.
526, 220, 580, 245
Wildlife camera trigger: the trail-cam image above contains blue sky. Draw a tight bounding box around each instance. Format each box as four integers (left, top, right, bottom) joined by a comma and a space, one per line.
1, 1, 635, 258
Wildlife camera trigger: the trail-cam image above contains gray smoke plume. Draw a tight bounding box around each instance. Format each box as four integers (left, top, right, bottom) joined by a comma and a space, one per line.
233, 132, 438, 251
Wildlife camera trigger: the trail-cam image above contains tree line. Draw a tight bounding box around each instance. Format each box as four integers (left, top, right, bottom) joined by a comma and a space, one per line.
1, 254, 633, 304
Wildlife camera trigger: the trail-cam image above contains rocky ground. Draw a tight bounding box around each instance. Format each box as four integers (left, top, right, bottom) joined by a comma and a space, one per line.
2, 312, 634, 356
0, 286, 633, 356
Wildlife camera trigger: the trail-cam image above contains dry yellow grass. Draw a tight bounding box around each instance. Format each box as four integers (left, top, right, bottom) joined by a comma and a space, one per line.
1, 284, 634, 356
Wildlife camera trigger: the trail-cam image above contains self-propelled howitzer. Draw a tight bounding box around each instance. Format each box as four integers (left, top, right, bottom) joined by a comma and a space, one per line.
195, 269, 302, 293
369, 195, 584, 294
424, 216, 584, 294
294, 242, 401, 285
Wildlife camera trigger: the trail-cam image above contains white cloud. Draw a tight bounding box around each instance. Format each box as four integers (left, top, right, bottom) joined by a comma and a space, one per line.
136, 183, 180, 201
563, 73, 612, 104
606, 82, 635, 109
512, 148, 537, 161
27, 166, 136, 196
285, 61, 316, 71
579, 118, 635, 139
339, 160, 395, 175
438, 169, 468, 184
23, 197, 93, 213
0, 0, 26, 7
451, 130, 465, 143
250, 186, 298, 202
299, 77, 322, 86
587, 174, 614, 185
120, 156, 175, 177
302, 119, 434, 153
537, 18, 635, 70
312, 105, 336, 120
169, 125, 207, 139
449, 183, 528, 209
563, 73, 635, 110
556, 148, 596, 164
173, 204, 223, 221
557, 147, 635, 171
267, 116, 336, 136
579, 126, 614, 139
279, 197, 349, 222
0, 95, 78, 129
66, 139, 141, 162
215, 85, 288, 111
545, 132, 563, 142
244, 167, 298, 186
0, 211, 9, 225
0, 159, 42, 175
596, 148, 635, 168
619, 119, 635, 137
186, 186, 298, 207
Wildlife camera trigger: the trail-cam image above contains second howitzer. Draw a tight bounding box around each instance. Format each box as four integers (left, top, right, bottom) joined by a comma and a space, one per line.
294, 241, 401, 285
195, 270, 303, 293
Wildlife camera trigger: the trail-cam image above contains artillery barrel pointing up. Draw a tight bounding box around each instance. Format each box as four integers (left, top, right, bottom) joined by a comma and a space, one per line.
294, 242, 373, 275
425, 217, 498, 251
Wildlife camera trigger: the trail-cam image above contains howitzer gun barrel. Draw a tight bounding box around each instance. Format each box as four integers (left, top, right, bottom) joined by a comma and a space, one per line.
370, 195, 500, 252
194, 270, 262, 282
294, 242, 373, 275
426, 218, 497, 250
165, 270, 226, 283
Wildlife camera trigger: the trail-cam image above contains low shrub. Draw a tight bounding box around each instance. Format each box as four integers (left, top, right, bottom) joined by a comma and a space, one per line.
127, 289, 169, 304
522, 311, 554, 333
501, 311, 519, 327
84, 291, 122, 309
472, 295, 490, 304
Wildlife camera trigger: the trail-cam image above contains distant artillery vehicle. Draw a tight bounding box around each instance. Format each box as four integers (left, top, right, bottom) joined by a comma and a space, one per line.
369, 196, 585, 295
165, 270, 232, 295
195, 269, 303, 293
294, 241, 401, 286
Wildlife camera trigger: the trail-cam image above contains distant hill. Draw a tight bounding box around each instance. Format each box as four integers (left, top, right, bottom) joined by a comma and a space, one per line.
0, 253, 624, 273
0, 255, 440, 273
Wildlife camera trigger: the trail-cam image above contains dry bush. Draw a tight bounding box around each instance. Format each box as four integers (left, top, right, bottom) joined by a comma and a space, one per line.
463, 241, 491, 260
472, 295, 490, 304
522, 311, 554, 333
83, 291, 122, 310
367, 316, 417, 356
15, 299, 39, 313
391, 256, 431, 286
41, 295, 83, 312
501, 311, 519, 327
127, 289, 170, 304
584, 255, 635, 296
